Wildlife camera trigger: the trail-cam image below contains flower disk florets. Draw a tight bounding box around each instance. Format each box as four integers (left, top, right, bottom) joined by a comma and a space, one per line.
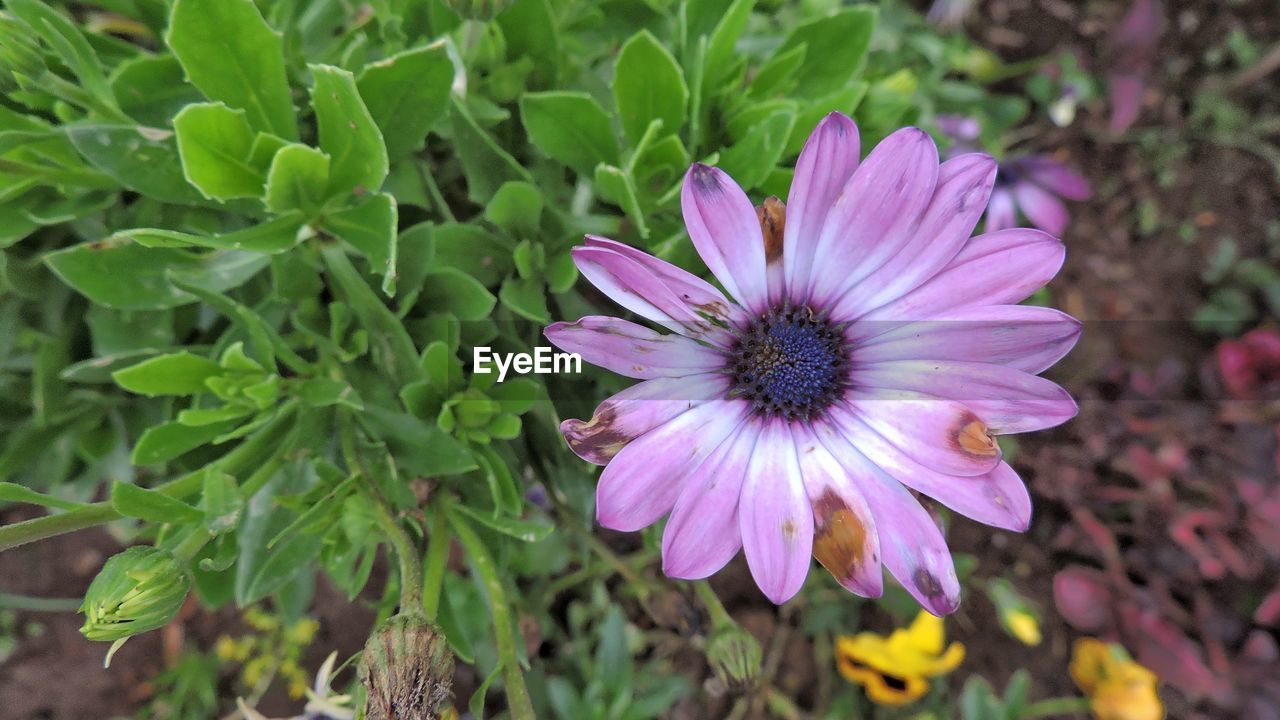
730, 304, 848, 421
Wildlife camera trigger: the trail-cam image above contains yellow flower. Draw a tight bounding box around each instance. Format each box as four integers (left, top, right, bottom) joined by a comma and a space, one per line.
1070, 639, 1163, 720
1004, 608, 1042, 647
835, 611, 965, 705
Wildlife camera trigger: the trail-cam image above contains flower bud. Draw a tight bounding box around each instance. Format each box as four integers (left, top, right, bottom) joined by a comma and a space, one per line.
360, 613, 455, 720
441, 0, 514, 21
80, 547, 190, 644
706, 624, 762, 693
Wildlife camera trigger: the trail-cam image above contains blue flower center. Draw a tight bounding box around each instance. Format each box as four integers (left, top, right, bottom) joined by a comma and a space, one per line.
730, 305, 849, 420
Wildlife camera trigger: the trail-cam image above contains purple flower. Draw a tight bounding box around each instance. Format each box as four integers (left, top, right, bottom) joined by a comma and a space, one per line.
926, 0, 976, 31
545, 114, 1080, 613
987, 155, 1092, 236
1108, 0, 1165, 134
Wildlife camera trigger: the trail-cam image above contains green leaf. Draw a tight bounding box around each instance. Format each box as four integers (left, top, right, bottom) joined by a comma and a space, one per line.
117, 213, 308, 254
356, 43, 453, 160
432, 223, 513, 286
130, 420, 239, 465
593, 164, 648, 238
66, 124, 204, 205
498, 276, 549, 323
450, 503, 553, 543
166, 0, 298, 139
178, 405, 255, 426
520, 91, 619, 176
0, 482, 86, 511
110, 55, 204, 127
6, 0, 117, 113
264, 144, 330, 215
44, 240, 269, 309
449, 96, 533, 203
775, 6, 876, 98
613, 30, 688, 146
359, 406, 477, 477
201, 469, 244, 536
484, 181, 543, 237
718, 106, 796, 190
310, 64, 389, 199
704, 0, 755, 88
297, 377, 363, 410
421, 268, 497, 321
112, 351, 223, 396
111, 481, 204, 524
319, 193, 398, 296
173, 103, 265, 201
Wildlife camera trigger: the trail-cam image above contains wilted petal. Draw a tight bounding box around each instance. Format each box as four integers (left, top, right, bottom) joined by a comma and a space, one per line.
739, 421, 814, 604
784, 112, 861, 299
596, 399, 750, 532
845, 388, 1001, 477
561, 373, 731, 465
853, 305, 1082, 375
1013, 182, 1070, 235
681, 164, 769, 313
832, 153, 996, 319
808, 128, 939, 307
860, 229, 1066, 322
662, 421, 760, 579
812, 418, 961, 615
851, 360, 1077, 434
545, 316, 725, 380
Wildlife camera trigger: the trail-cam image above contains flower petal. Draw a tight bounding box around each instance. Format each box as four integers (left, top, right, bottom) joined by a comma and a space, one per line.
739, 421, 814, 604
545, 316, 725, 379
595, 398, 750, 532
853, 305, 1082, 375
808, 128, 940, 308
859, 229, 1066, 322
1013, 182, 1070, 235
985, 188, 1016, 232
661, 421, 760, 579
582, 235, 747, 330
851, 360, 1077, 434
792, 426, 883, 598
681, 164, 768, 313
812, 418, 961, 615
828, 409, 1032, 531
832, 153, 997, 320
844, 388, 1002, 477
1018, 157, 1091, 201
561, 373, 731, 465
784, 112, 861, 298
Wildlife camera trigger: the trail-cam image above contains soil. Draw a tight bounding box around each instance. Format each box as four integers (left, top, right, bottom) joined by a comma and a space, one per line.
3, 0, 1278, 718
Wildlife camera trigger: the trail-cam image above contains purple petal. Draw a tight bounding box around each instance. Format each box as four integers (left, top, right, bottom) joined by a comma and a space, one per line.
859, 229, 1066, 322
784, 112, 861, 299
810, 419, 961, 615
1108, 74, 1146, 135
582, 235, 748, 329
1018, 157, 1091, 201
985, 188, 1016, 232
793, 428, 883, 598
832, 153, 997, 319
739, 421, 814, 604
829, 409, 1032, 531
1013, 182, 1070, 235
545, 316, 725, 379
844, 388, 1002, 477
851, 360, 1077, 434
808, 128, 940, 308
561, 373, 731, 465
572, 245, 731, 345
853, 305, 1082, 375
661, 421, 759, 579
681, 164, 769, 313
595, 399, 750, 532
1109, 0, 1165, 134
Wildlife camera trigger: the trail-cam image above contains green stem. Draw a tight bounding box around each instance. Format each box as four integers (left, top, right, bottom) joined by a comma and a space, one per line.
0, 591, 82, 612
421, 506, 450, 621
0, 400, 299, 554
692, 580, 734, 630
172, 527, 212, 563
1022, 697, 1093, 718
415, 161, 456, 223
447, 504, 535, 720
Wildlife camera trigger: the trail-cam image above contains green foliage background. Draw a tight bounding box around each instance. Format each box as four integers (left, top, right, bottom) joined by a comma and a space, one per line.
0, 0, 1033, 716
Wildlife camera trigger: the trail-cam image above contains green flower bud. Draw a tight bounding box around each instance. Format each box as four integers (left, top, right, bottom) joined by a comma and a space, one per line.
441, 0, 514, 21
80, 546, 190, 643
451, 390, 497, 430
707, 624, 762, 693
360, 613, 455, 720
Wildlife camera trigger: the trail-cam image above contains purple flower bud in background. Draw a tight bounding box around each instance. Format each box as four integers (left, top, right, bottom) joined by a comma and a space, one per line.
926, 0, 976, 32
1108, 0, 1166, 134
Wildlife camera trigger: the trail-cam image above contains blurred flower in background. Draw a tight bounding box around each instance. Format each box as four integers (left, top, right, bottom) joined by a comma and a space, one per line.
1070, 638, 1164, 720
926, 0, 977, 32
1216, 327, 1280, 400
1108, 0, 1166, 134
988, 155, 1093, 235
835, 611, 965, 705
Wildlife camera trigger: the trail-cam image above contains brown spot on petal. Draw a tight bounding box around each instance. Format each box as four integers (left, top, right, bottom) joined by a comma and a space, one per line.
781, 518, 798, 538
563, 405, 631, 463
756, 197, 786, 263
954, 416, 999, 457
812, 489, 868, 583
913, 567, 947, 602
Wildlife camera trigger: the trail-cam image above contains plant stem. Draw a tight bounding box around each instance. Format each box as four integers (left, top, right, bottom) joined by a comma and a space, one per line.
421, 506, 450, 621
0, 400, 299, 554
415, 160, 455, 223
172, 527, 213, 564
1022, 697, 1093, 718
692, 580, 734, 630
446, 504, 536, 720
0, 591, 82, 612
